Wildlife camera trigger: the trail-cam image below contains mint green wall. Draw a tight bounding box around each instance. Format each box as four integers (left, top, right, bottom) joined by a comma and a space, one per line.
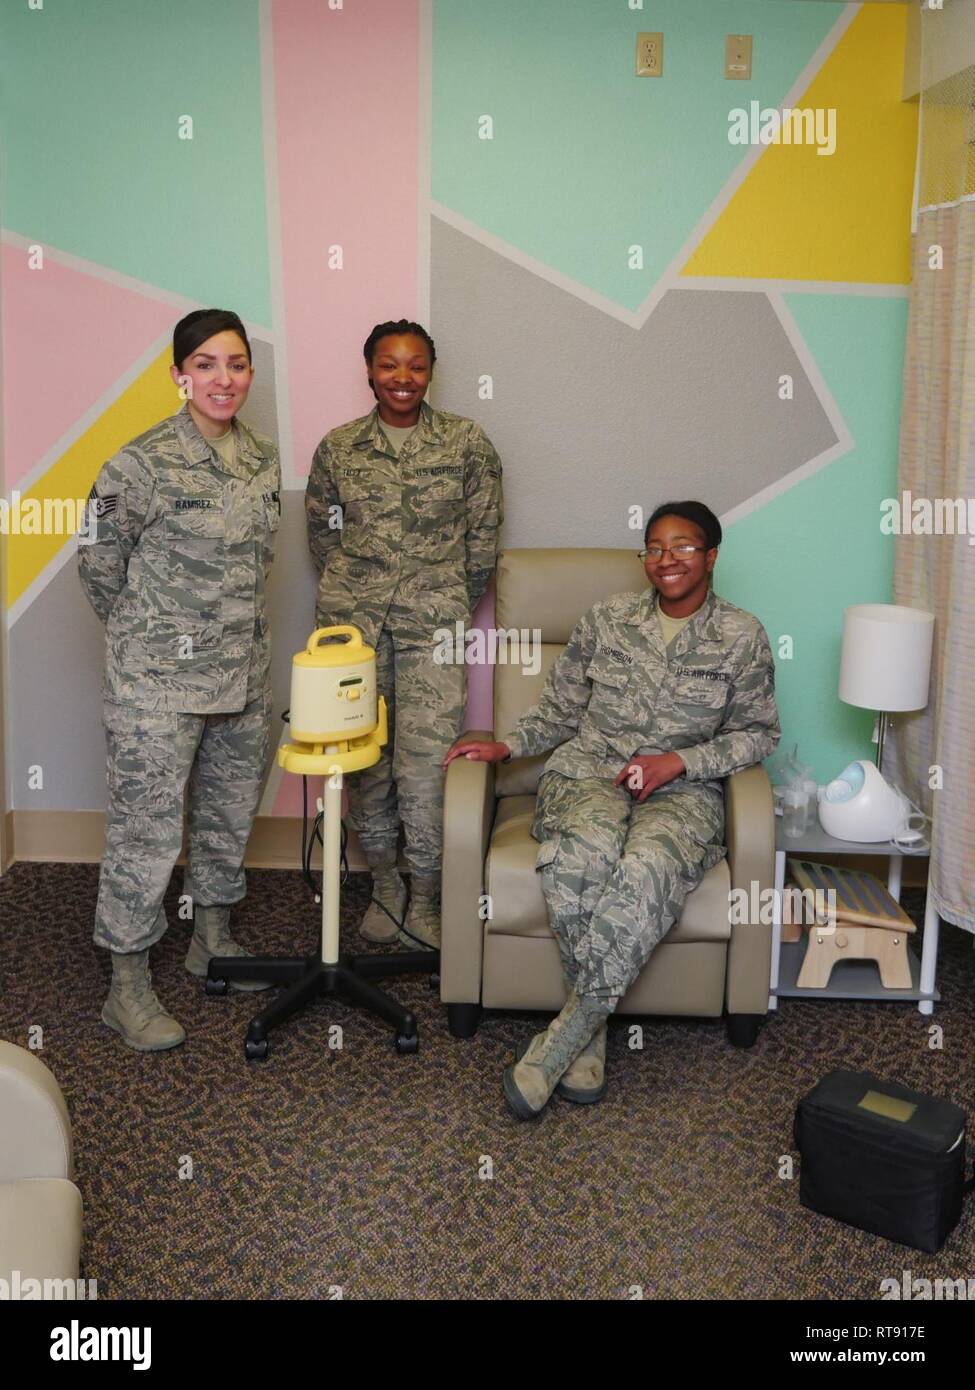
721, 295, 909, 782
433, 0, 842, 309
1, 0, 270, 325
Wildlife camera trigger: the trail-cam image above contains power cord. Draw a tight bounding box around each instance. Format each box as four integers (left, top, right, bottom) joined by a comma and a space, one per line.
300, 774, 350, 901
887, 786, 932, 855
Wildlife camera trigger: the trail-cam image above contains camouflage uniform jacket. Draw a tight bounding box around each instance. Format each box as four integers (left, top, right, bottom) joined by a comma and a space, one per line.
305, 401, 503, 645
78, 404, 280, 714
503, 587, 780, 792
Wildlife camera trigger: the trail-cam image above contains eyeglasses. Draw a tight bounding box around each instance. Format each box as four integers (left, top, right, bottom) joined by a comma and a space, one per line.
638, 544, 708, 561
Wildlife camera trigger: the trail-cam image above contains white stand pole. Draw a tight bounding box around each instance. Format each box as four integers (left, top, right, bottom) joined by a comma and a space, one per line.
887, 853, 903, 902
918, 892, 939, 1017
322, 769, 343, 966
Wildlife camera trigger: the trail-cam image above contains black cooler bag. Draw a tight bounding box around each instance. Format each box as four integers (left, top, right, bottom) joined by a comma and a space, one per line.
794, 1070, 973, 1253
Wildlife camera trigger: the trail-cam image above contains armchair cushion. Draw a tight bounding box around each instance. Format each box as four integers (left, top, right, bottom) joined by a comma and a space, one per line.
0, 1041, 82, 1287
485, 794, 732, 942
0, 1180, 83, 1286
0, 1041, 74, 1182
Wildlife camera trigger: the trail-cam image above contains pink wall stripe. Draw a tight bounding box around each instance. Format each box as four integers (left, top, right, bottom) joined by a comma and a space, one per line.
271, 0, 420, 478
1, 243, 175, 490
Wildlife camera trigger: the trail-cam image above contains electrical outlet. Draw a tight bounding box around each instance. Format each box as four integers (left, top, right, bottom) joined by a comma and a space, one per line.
725, 34, 752, 80
636, 32, 663, 78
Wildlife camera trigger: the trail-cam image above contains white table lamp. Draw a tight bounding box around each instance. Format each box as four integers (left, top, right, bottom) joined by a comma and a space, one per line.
838, 604, 934, 768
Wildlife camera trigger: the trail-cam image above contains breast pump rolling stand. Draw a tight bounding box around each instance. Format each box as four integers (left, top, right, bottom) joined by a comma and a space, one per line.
205, 627, 438, 1060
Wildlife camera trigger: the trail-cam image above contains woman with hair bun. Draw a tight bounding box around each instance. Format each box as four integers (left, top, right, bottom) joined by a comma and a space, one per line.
305, 320, 503, 951
79, 308, 281, 1051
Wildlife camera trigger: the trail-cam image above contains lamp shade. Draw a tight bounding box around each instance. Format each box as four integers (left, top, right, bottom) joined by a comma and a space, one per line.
838, 604, 934, 712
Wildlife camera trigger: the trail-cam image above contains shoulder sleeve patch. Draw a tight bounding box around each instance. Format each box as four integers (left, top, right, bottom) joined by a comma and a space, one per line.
88, 484, 118, 517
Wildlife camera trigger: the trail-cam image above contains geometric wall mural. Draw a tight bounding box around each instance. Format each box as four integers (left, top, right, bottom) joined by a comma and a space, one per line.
428, 0, 917, 779
1, 0, 420, 817
0, 0, 919, 816
431, 218, 844, 549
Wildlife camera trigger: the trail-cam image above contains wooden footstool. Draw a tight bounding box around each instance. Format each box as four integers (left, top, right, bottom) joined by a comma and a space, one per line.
789, 860, 917, 991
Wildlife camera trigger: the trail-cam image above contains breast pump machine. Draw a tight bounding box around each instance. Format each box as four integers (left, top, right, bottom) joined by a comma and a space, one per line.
204, 626, 438, 1061
818, 759, 929, 850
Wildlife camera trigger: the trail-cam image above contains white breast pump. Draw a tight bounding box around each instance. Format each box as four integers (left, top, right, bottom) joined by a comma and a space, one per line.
818, 759, 925, 847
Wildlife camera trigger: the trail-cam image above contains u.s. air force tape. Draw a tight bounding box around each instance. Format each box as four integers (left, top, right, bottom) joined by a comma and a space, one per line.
88, 484, 118, 517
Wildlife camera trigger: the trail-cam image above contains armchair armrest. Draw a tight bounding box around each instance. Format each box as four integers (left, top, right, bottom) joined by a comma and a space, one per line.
0, 1042, 74, 1182
723, 764, 775, 1016
441, 731, 496, 1005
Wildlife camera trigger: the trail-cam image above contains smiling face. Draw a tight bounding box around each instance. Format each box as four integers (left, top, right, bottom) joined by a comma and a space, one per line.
643, 513, 717, 616
170, 330, 253, 438
368, 333, 432, 427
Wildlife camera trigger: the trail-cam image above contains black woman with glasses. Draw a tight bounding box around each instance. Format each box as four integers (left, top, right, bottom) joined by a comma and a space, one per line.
444, 501, 780, 1120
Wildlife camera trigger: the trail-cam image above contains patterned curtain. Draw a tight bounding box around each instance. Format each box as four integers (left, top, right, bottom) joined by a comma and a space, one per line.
890, 17, 975, 934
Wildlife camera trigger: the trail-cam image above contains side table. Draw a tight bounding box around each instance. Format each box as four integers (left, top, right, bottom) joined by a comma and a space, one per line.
769, 821, 939, 1016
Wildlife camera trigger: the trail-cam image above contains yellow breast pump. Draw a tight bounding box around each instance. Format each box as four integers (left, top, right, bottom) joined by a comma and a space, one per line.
205, 626, 436, 1061
279, 626, 388, 775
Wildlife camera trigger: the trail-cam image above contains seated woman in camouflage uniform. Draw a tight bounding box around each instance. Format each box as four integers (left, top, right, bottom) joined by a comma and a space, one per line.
305, 321, 503, 951
444, 502, 780, 1119
79, 309, 280, 1052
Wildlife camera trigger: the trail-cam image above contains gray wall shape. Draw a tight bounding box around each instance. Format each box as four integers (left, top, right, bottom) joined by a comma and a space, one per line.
243, 337, 279, 443
429, 217, 838, 548
8, 493, 319, 812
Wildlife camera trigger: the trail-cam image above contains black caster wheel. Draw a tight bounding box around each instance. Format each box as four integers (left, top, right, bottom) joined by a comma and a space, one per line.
395, 1034, 419, 1055
205, 977, 229, 997
427, 972, 441, 989
245, 1038, 269, 1061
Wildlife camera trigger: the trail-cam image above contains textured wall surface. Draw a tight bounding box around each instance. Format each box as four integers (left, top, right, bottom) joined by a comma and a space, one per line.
1, 0, 917, 823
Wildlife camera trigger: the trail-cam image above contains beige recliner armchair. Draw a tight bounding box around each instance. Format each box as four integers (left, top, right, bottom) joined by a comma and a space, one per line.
0, 1041, 83, 1292
441, 548, 775, 1046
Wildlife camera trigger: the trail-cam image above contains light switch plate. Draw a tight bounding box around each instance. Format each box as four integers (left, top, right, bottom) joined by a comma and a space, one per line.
636, 32, 663, 78
725, 34, 753, 80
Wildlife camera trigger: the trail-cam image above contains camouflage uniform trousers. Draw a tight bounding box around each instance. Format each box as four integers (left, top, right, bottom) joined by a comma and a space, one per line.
532, 771, 726, 1000
334, 604, 466, 878
93, 687, 272, 953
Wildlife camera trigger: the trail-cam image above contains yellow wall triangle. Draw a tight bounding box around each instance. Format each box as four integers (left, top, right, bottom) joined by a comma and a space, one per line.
682, 6, 917, 284
6, 348, 176, 608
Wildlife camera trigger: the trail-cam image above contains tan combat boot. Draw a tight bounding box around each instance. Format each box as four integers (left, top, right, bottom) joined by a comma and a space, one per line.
555, 1021, 608, 1104
359, 853, 407, 943
184, 905, 270, 991
102, 950, 186, 1052
399, 874, 441, 951
503, 992, 612, 1120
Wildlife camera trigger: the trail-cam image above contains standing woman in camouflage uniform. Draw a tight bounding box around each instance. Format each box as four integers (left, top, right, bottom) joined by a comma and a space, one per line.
445, 503, 780, 1118
79, 309, 280, 1051
305, 320, 503, 949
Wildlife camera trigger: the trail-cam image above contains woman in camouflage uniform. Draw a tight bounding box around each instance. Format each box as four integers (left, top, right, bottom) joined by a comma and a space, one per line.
79, 309, 280, 1051
305, 320, 503, 951
445, 502, 780, 1119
